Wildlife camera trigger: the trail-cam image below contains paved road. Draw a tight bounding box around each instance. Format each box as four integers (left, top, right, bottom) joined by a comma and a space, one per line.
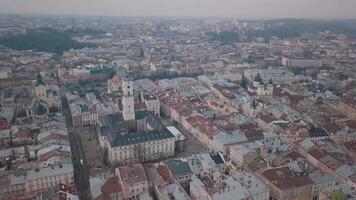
69, 130, 92, 200
62, 97, 92, 200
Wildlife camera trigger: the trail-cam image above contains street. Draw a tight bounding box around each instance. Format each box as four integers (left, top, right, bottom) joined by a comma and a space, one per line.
62, 97, 92, 200
69, 130, 92, 200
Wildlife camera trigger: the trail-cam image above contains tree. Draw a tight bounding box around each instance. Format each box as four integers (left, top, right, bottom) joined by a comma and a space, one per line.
254, 73, 264, 84
268, 78, 273, 84
291, 67, 305, 75
331, 190, 347, 200
139, 46, 144, 58
36, 73, 44, 86
240, 74, 248, 89
245, 55, 255, 64
0, 28, 94, 54
251, 100, 258, 109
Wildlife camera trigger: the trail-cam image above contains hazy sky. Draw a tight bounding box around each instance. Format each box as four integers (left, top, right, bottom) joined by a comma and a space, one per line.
1, 0, 356, 19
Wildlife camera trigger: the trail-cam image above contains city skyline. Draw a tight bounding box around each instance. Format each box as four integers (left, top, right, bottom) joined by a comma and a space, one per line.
1, 0, 356, 19
0, 2, 356, 199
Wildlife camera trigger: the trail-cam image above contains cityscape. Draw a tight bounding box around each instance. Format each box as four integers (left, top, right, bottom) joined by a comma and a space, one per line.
0, 1, 356, 200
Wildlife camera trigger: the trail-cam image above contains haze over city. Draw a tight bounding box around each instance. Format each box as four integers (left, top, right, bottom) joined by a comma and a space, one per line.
1, 0, 356, 19
0, 1, 356, 200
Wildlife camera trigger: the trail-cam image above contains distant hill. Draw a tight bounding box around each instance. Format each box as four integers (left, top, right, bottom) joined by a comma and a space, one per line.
246, 19, 356, 40
0, 27, 95, 54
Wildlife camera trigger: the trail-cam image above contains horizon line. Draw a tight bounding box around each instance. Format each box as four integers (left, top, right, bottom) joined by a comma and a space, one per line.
1, 12, 356, 21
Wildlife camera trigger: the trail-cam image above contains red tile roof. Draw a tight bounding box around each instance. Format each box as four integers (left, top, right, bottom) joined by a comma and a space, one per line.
323, 123, 341, 133
262, 166, 313, 190
102, 176, 123, 194
118, 163, 147, 185
157, 164, 175, 184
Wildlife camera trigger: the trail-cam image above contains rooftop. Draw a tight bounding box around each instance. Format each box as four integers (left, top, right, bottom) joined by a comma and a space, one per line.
118, 163, 147, 185
166, 126, 186, 141
262, 165, 313, 190
26, 163, 73, 181
101, 176, 123, 195
112, 128, 174, 147
164, 159, 193, 178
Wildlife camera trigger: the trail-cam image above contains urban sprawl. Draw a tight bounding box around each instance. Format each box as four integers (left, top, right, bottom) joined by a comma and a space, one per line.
0, 16, 355, 200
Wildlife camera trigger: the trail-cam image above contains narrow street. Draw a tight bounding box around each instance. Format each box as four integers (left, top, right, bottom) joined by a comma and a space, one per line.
69, 130, 92, 200
62, 97, 92, 200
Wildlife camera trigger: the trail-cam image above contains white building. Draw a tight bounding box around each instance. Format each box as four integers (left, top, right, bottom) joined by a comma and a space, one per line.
122, 77, 135, 121
106, 129, 175, 165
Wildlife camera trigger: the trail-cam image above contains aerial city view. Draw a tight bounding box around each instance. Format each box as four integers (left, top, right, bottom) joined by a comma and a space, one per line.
0, 0, 355, 200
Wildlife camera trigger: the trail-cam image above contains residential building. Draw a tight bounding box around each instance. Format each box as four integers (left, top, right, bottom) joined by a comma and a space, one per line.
116, 164, 148, 199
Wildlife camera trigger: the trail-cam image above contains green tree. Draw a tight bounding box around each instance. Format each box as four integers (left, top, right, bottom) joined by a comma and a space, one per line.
291, 67, 305, 75
139, 46, 144, 58
245, 55, 255, 64
251, 100, 258, 109
254, 73, 264, 84
240, 74, 248, 89
0, 28, 94, 54
36, 73, 44, 86
268, 78, 273, 84
331, 190, 347, 200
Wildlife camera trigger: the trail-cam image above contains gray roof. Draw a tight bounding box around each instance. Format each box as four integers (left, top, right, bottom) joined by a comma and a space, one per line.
99, 111, 173, 147
164, 159, 193, 178
26, 163, 73, 181
89, 176, 110, 198
213, 131, 248, 146
135, 110, 147, 120
99, 114, 127, 145
112, 128, 174, 147
335, 164, 356, 180
309, 172, 335, 184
